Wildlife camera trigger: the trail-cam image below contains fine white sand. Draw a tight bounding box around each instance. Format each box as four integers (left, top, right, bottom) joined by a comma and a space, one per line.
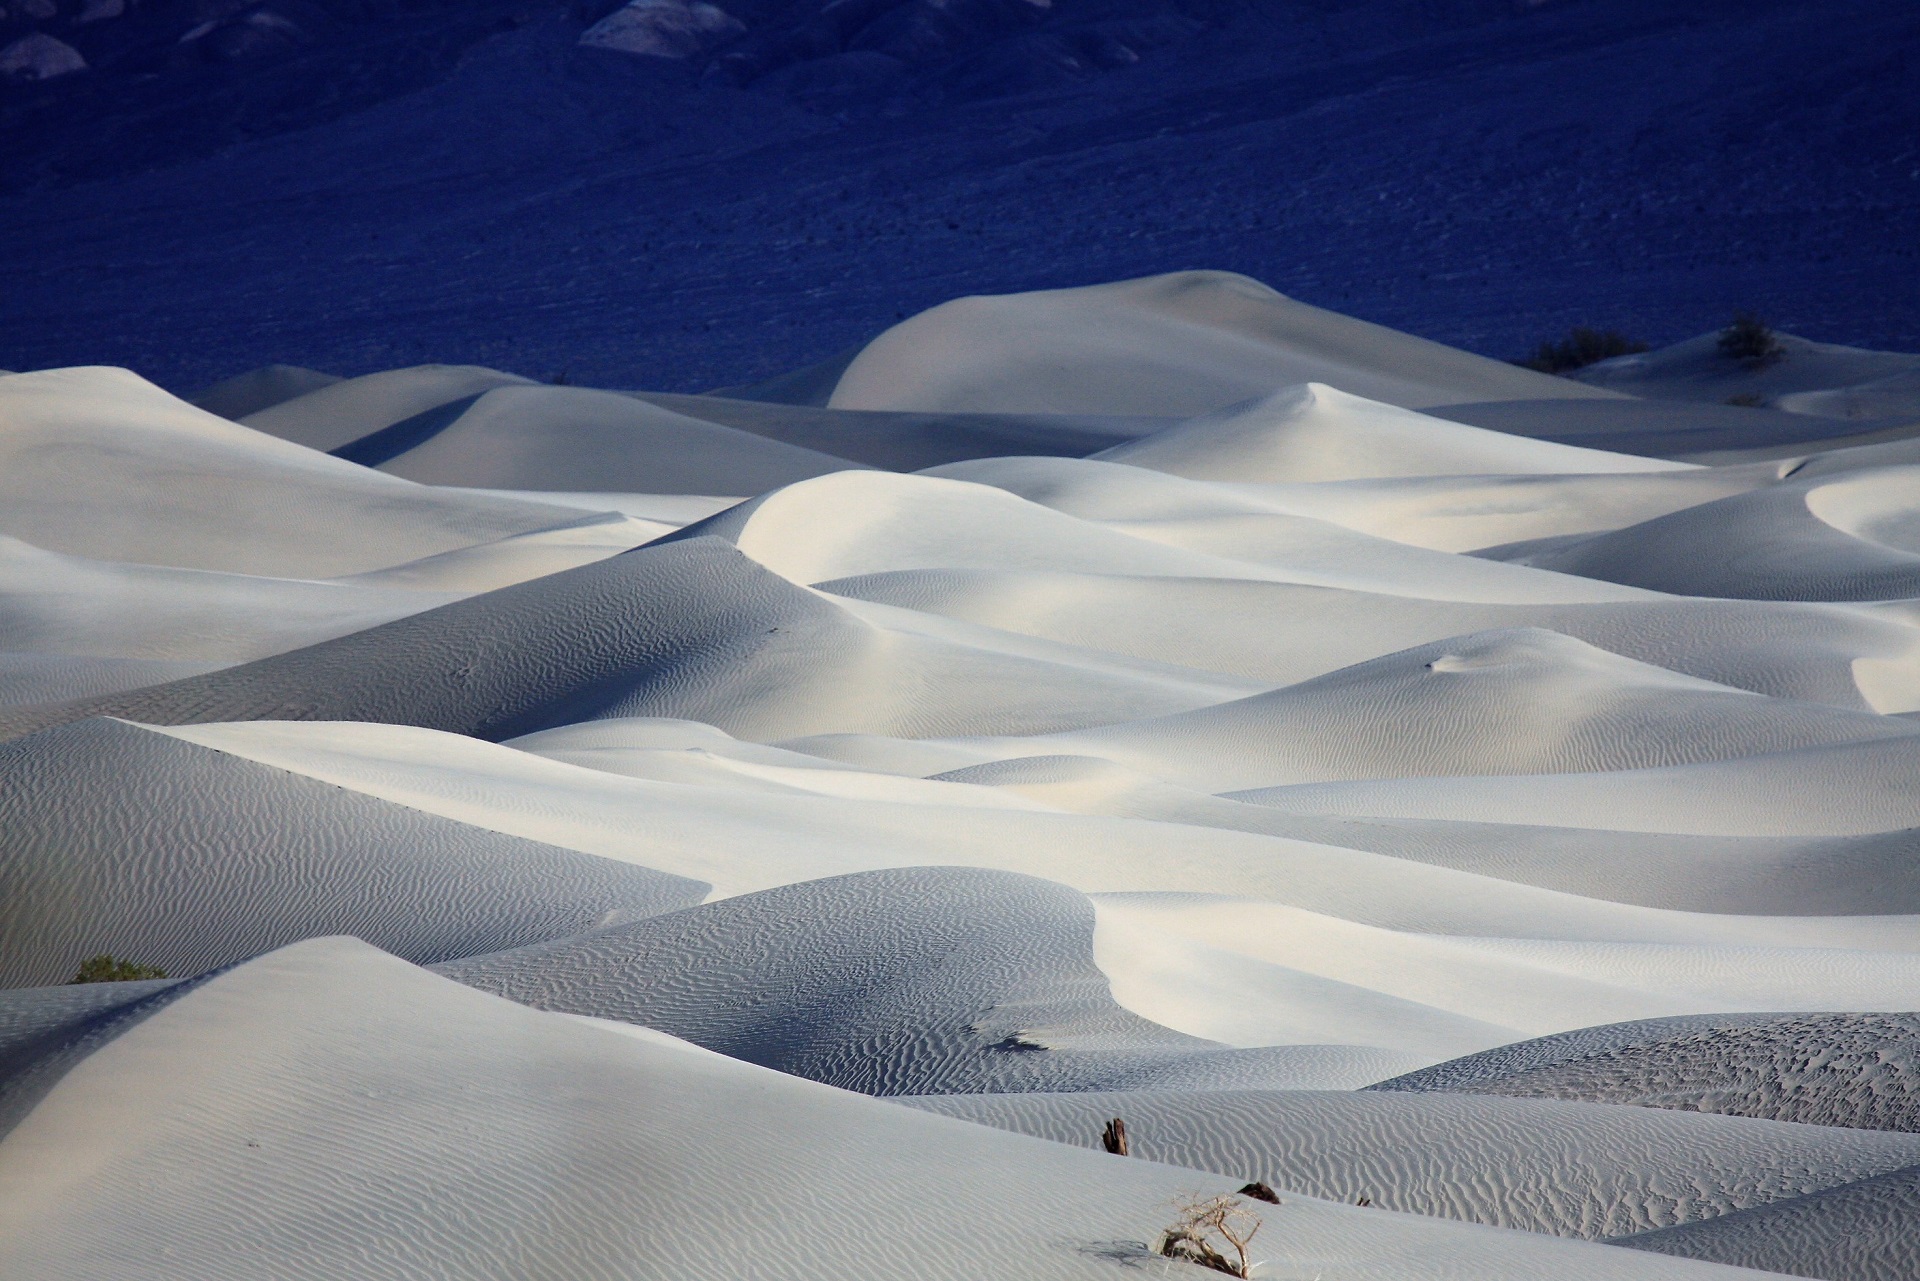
5, 277, 1920, 1281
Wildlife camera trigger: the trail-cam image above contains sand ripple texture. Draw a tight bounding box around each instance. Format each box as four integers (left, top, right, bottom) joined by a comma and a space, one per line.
5, 273, 1920, 1280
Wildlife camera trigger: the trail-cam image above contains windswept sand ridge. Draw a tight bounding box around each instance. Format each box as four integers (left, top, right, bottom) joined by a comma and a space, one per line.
0, 536, 1248, 744
901, 1089, 1920, 1240
821, 567, 1920, 711
237, 363, 538, 452
333, 383, 870, 494
0, 937, 1780, 1281
1088, 893, 1920, 1060
627, 390, 1170, 470
189, 364, 341, 422
0, 367, 592, 576
694, 467, 1655, 604
0, 974, 201, 1146
1090, 382, 1687, 482
222, 362, 1169, 474
923, 454, 1720, 574
917, 628, 1920, 792
825, 272, 1629, 414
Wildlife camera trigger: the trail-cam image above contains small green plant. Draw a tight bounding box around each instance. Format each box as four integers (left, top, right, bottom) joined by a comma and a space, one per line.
1718, 312, 1785, 368
1518, 326, 1649, 374
1157, 1192, 1264, 1277
68, 954, 167, 984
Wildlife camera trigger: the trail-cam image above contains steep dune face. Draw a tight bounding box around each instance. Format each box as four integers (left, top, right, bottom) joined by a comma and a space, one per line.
7, 280, 1920, 1281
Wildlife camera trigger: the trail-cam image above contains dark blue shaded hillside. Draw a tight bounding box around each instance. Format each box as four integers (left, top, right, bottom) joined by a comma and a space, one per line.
0, 0, 1914, 391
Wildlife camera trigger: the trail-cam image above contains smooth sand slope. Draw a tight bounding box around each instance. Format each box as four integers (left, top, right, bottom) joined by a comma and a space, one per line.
1488, 465, 1920, 601
333, 383, 869, 493
237, 363, 538, 452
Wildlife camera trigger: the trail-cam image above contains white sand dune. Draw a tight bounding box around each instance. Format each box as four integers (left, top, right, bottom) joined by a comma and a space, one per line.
1090, 382, 1686, 482
1488, 464, 1920, 601
822, 566, 1920, 711
700, 467, 1654, 604
345, 383, 870, 493
188, 363, 341, 422
62, 718, 1909, 974
913, 628, 1919, 792
0, 653, 221, 707
438, 865, 1240, 1096
0, 536, 1252, 744
827, 272, 1628, 414
0, 366, 595, 576
628, 388, 1169, 469
8, 282, 1920, 1281
236, 362, 536, 452
1201, 467, 1776, 553
0, 937, 1777, 1281
1574, 330, 1920, 413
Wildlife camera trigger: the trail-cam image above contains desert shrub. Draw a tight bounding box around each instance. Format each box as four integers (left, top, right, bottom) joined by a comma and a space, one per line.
1519, 326, 1649, 374
1718, 312, 1785, 368
68, 954, 167, 984
1157, 1192, 1264, 1278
